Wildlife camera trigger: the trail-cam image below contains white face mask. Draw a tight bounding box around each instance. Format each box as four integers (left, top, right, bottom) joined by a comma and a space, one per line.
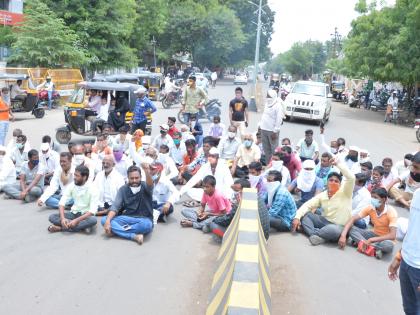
130, 186, 141, 194
271, 160, 283, 170
249, 174, 261, 188
228, 132, 236, 139
73, 154, 85, 166
0, 155, 4, 163
266, 181, 281, 207
42, 152, 51, 159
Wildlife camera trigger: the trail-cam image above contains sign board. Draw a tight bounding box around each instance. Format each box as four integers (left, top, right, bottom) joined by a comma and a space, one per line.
0, 10, 23, 26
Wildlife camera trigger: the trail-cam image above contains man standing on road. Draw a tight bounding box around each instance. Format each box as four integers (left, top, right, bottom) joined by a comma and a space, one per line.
47, 165, 98, 233
229, 87, 249, 140
181, 76, 207, 124
385, 91, 398, 123
260, 90, 284, 163
102, 164, 154, 245
0, 89, 14, 146
211, 71, 218, 88
388, 152, 420, 314
131, 86, 157, 134
291, 158, 355, 246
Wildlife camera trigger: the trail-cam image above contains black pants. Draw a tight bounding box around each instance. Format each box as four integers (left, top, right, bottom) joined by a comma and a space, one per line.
235, 165, 249, 178
131, 121, 147, 134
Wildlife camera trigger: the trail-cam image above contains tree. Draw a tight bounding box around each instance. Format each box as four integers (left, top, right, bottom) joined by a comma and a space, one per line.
43, 0, 138, 70
9, 0, 87, 67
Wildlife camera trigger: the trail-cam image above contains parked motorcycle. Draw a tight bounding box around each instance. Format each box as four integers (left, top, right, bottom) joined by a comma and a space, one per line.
370, 92, 389, 111
177, 99, 222, 124
161, 90, 183, 109
415, 119, 420, 142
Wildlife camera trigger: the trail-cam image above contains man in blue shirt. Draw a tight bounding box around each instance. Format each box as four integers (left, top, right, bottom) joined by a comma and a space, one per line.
131, 86, 157, 134
265, 170, 297, 232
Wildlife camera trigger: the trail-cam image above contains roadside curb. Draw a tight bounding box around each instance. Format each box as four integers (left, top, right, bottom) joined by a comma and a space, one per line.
206, 188, 271, 315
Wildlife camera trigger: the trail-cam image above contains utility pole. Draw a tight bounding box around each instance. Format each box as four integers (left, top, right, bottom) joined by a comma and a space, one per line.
151, 36, 157, 68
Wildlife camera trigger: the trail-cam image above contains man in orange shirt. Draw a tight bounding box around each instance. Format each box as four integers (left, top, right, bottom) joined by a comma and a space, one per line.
339, 187, 397, 256
0, 89, 14, 146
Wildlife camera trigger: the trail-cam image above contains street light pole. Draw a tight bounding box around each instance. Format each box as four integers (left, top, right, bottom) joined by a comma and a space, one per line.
253, 0, 263, 86
151, 36, 157, 68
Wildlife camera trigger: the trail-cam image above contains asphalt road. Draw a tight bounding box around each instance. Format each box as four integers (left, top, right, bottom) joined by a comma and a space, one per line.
0, 80, 417, 315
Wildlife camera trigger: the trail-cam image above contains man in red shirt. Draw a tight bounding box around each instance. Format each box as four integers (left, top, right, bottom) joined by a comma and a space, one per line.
180, 175, 231, 232
167, 117, 179, 138
280, 145, 301, 180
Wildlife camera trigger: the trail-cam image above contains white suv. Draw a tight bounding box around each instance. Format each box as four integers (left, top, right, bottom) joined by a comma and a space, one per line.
284, 80, 332, 124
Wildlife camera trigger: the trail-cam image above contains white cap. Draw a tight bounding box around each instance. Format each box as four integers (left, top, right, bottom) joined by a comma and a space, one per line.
40, 143, 50, 151
160, 124, 169, 131
302, 159, 316, 169
0, 145, 6, 152
134, 86, 147, 94
209, 147, 220, 156
359, 148, 369, 155
142, 135, 151, 144
349, 146, 359, 152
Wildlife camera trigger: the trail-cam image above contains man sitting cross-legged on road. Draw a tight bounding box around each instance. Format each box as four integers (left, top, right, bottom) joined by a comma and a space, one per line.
265, 170, 297, 232
37, 152, 74, 209
339, 187, 397, 257
291, 158, 355, 246
181, 175, 231, 232
102, 164, 154, 245
48, 165, 98, 233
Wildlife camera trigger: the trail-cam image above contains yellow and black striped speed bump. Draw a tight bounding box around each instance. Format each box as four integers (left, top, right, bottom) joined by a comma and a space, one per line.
206, 188, 271, 315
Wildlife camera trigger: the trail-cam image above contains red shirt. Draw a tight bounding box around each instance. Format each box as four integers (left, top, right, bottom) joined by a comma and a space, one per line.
286, 155, 302, 180
168, 126, 179, 138
201, 189, 231, 215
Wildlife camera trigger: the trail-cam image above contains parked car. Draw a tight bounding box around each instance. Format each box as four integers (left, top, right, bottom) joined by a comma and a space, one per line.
234, 73, 248, 85
284, 80, 332, 124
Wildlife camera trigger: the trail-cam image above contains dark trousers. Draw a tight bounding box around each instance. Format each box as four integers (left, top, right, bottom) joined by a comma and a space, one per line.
400, 259, 420, 315
235, 165, 249, 178
269, 216, 290, 232
301, 212, 343, 242
131, 121, 147, 134
49, 212, 97, 232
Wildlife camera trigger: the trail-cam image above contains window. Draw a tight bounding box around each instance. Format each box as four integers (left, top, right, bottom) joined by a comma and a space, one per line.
291, 83, 326, 97
0, 0, 10, 10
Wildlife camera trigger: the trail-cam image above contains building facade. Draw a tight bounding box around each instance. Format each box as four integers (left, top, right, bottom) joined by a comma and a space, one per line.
0, 0, 24, 61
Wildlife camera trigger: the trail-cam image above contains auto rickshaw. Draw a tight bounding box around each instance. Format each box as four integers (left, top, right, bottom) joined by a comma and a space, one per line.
331, 81, 345, 101
0, 73, 46, 118
93, 72, 163, 101
55, 81, 152, 144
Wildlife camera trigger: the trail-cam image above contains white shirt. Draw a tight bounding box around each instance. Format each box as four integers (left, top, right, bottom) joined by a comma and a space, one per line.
6, 138, 31, 155
170, 141, 186, 165
180, 159, 234, 199
402, 189, 420, 268
11, 84, 26, 99
381, 169, 398, 188
93, 169, 125, 207
218, 137, 241, 160
9, 146, 30, 174
394, 160, 409, 177
114, 156, 132, 181
387, 96, 398, 109
157, 153, 179, 179
39, 167, 75, 203
211, 72, 217, 81
97, 103, 110, 121
40, 150, 60, 173
265, 163, 291, 188
259, 99, 284, 132
0, 156, 16, 188
153, 176, 180, 205
351, 186, 371, 225
152, 134, 174, 151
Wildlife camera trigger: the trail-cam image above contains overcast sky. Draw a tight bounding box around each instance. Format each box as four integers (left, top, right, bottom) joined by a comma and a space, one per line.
267, 0, 393, 56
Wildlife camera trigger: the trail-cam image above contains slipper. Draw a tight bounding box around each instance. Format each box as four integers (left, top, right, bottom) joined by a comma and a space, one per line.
183, 200, 200, 208
47, 225, 61, 233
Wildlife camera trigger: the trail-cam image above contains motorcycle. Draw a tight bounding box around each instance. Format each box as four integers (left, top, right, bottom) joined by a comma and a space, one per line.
177, 99, 222, 124
370, 92, 389, 111
415, 119, 420, 142
161, 90, 183, 109
38, 90, 61, 109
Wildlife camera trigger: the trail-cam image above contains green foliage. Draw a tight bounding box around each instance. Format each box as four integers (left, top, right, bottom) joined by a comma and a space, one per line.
344, 0, 420, 86
9, 0, 87, 67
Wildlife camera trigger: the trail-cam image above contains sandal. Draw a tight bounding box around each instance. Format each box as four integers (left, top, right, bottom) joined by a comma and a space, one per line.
47, 225, 61, 233
183, 200, 200, 208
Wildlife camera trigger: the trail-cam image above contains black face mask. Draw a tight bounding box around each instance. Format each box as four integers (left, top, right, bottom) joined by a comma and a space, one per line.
410, 172, 420, 182
346, 155, 358, 162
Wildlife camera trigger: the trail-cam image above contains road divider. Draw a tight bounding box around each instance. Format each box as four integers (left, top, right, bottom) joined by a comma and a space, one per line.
206, 188, 271, 315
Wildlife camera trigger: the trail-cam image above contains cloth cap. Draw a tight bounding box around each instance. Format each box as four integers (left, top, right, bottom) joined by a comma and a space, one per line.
302, 159, 316, 169
40, 143, 50, 151
134, 86, 147, 94
160, 124, 169, 131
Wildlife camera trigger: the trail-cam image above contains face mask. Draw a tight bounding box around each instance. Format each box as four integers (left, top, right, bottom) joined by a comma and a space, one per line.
173, 139, 181, 145
143, 156, 154, 164
16, 143, 24, 149
31, 159, 39, 166
244, 140, 252, 148
331, 148, 338, 154
160, 130, 167, 136
130, 186, 141, 194
152, 174, 160, 182
370, 198, 381, 209
346, 155, 358, 162
410, 172, 420, 182
328, 181, 340, 196
271, 160, 283, 170
249, 174, 261, 188
113, 151, 124, 162
73, 154, 85, 166
42, 152, 51, 159
228, 132, 236, 139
